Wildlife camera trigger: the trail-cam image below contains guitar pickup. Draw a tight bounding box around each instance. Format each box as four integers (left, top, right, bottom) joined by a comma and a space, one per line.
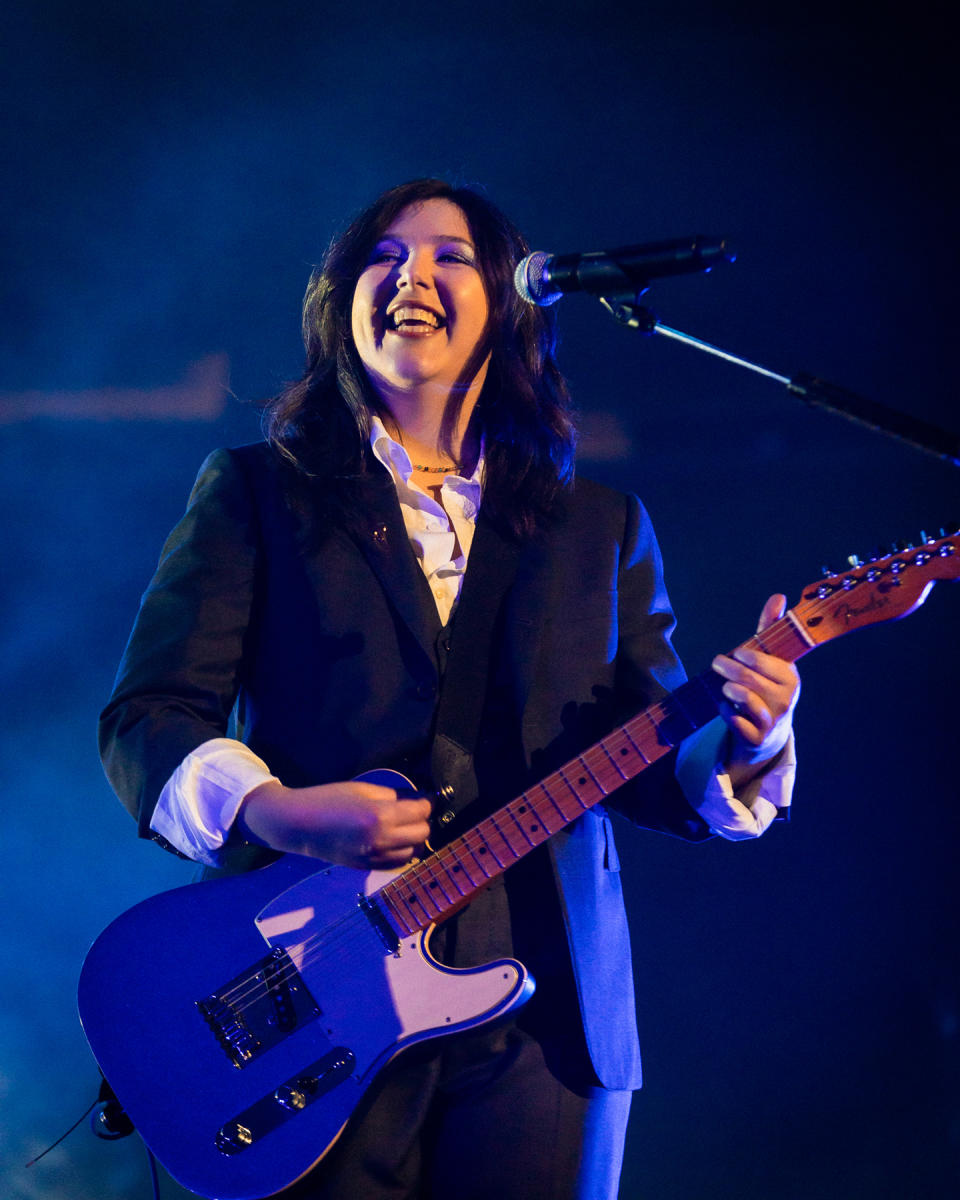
197, 946, 321, 1069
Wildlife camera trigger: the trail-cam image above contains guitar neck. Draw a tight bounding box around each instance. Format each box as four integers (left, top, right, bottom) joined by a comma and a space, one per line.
377, 609, 813, 938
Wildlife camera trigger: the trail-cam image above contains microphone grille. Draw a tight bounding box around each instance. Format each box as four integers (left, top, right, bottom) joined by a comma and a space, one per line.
514, 251, 560, 306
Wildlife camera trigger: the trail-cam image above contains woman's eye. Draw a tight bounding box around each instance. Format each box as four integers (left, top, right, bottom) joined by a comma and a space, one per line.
371, 249, 401, 263
437, 251, 472, 265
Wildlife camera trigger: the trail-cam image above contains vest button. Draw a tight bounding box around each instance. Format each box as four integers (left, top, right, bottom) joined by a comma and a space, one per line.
439, 810, 455, 825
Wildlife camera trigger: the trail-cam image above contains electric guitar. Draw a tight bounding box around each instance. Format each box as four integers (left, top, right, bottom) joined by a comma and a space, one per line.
78, 533, 958, 1199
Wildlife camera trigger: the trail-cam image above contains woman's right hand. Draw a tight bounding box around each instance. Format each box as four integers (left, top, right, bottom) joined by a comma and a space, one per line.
236, 779, 433, 870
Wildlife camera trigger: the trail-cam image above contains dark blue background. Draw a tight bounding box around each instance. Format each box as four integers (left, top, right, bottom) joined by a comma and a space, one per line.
3, 2, 957, 1197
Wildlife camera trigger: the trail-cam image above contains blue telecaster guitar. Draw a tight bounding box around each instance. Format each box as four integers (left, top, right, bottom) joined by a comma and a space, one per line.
78, 534, 957, 1199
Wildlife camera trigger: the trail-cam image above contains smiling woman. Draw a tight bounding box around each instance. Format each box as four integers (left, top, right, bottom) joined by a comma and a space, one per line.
262, 178, 577, 539
98, 177, 799, 1200
349, 198, 492, 470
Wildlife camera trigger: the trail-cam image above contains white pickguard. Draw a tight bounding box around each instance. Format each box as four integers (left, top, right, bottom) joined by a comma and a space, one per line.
253, 862, 532, 1081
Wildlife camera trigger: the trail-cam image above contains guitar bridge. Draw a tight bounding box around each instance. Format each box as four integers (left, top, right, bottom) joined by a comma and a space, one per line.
197, 946, 320, 1069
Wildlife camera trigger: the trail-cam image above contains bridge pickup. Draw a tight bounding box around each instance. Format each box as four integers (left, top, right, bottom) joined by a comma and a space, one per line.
215, 1048, 356, 1155
197, 946, 320, 1069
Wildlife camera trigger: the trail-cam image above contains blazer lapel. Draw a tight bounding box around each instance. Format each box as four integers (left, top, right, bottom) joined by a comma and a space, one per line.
342, 470, 443, 659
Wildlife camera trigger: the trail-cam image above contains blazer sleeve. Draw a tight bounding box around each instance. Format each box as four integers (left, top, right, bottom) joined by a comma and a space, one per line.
98, 448, 261, 839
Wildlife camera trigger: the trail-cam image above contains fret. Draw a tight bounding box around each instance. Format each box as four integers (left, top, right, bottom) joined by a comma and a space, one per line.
621, 724, 650, 764
422, 862, 456, 906
486, 813, 522, 863
582, 748, 622, 793
514, 800, 550, 845
400, 887, 432, 922
474, 825, 507, 869
435, 852, 469, 895
769, 613, 815, 658
523, 783, 565, 833
628, 710, 669, 759
506, 804, 537, 848
553, 763, 603, 813
599, 736, 631, 781
460, 836, 495, 879
409, 867, 446, 918
575, 753, 608, 798
535, 777, 573, 823
447, 847, 480, 889
382, 886, 417, 936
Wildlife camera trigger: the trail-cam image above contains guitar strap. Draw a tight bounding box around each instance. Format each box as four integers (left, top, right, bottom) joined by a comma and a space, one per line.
429, 513, 522, 832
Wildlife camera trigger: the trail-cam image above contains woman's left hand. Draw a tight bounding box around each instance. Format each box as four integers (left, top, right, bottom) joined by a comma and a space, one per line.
711, 593, 800, 781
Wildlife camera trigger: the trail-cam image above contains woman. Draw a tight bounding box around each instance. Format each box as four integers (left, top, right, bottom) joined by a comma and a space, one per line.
99, 179, 799, 1199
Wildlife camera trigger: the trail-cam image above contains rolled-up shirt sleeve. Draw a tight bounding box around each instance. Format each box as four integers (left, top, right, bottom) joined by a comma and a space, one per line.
150, 737, 278, 867
675, 717, 796, 840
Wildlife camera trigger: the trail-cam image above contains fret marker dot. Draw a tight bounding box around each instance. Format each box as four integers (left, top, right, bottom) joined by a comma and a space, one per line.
578, 777, 586, 785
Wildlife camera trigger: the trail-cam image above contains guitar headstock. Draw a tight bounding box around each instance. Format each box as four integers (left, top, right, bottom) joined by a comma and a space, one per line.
792, 529, 959, 647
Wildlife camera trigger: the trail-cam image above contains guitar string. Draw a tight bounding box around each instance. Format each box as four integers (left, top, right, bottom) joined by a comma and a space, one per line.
214, 610, 835, 1016
215, 616, 816, 1017
214, 543, 955, 1017
213, 705, 683, 1016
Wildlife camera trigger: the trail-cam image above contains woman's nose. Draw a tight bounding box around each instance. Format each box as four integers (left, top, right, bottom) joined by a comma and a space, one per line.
396, 249, 431, 290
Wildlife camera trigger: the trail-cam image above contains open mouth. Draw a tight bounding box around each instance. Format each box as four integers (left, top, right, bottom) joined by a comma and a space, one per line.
385, 305, 446, 333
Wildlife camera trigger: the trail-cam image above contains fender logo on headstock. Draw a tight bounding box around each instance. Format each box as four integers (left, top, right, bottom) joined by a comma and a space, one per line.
794, 530, 957, 645
807, 590, 891, 628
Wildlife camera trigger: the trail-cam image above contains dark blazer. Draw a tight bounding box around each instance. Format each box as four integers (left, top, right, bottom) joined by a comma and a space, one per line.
99, 442, 712, 1090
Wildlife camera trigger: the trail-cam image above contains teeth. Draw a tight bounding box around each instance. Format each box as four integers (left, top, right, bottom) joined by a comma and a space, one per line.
388, 306, 441, 329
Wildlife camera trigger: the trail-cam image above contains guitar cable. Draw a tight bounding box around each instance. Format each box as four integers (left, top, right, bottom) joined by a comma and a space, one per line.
25, 1074, 161, 1200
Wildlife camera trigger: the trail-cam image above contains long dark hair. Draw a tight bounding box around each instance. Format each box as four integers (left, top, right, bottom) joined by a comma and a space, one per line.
263, 179, 577, 539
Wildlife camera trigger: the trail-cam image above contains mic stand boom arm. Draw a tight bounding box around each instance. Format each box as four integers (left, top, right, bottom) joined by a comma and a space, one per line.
598, 296, 960, 469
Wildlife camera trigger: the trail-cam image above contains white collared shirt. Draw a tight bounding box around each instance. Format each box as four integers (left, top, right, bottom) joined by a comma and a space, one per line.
368, 415, 482, 625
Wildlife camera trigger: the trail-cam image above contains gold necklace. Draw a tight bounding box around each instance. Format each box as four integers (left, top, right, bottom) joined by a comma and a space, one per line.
410, 462, 459, 474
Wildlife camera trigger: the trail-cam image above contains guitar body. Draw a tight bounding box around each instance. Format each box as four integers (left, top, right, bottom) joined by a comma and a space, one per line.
78, 841, 532, 1199
79, 534, 959, 1198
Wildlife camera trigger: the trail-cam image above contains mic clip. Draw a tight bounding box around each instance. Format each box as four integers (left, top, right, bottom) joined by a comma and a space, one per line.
598, 296, 659, 333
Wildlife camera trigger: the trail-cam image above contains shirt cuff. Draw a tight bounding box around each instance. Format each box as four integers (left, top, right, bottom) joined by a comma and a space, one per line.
675, 717, 796, 841
150, 738, 278, 866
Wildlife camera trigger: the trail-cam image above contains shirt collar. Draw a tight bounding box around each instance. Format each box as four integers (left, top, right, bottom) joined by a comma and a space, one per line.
368, 415, 484, 497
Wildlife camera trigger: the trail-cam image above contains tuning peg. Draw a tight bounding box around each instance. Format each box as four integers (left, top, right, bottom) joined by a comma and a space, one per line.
820, 565, 835, 578
846, 554, 863, 568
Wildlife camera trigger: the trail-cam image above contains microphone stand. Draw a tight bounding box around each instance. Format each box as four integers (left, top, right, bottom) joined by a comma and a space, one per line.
597, 295, 960, 469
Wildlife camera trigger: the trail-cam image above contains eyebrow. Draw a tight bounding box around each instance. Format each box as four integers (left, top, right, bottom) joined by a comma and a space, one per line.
376, 234, 476, 248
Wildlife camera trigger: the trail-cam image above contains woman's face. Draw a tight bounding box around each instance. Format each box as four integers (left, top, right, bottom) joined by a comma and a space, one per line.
350, 197, 491, 404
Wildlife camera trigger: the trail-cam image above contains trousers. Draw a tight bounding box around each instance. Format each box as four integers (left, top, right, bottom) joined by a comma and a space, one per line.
284, 1023, 632, 1200
284, 870, 633, 1199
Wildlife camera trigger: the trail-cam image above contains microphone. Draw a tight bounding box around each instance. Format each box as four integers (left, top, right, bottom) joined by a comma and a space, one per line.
514, 235, 735, 306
